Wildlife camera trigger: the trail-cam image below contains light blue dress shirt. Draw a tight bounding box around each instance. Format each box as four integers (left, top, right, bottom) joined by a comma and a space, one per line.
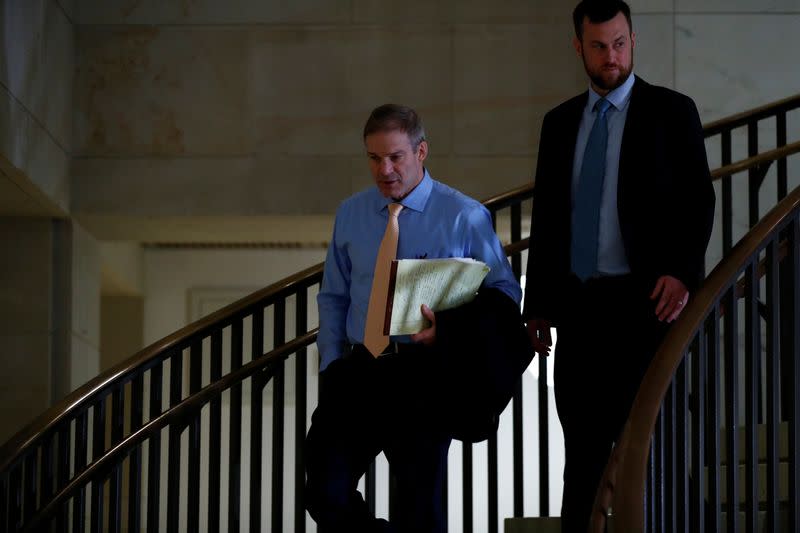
571, 73, 636, 276
316, 170, 522, 371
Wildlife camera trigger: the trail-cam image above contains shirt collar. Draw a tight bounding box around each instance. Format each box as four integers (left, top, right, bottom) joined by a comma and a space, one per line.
587, 72, 635, 113
373, 168, 432, 213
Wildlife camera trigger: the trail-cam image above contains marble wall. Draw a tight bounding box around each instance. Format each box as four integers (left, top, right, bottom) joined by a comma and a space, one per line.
0, 0, 74, 212
68, 0, 800, 236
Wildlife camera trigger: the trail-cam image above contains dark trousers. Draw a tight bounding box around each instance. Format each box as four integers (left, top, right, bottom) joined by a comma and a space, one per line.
554, 275, 669, 533
305, 346, 451, 533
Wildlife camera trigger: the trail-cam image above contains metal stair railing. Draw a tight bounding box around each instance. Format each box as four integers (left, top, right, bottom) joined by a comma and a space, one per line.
593, 186, 800, 533
2, 93, 799, 533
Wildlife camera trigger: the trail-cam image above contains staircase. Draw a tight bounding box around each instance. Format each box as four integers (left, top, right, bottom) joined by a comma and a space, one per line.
715, 422, 792, 533
2, 94, 800, 533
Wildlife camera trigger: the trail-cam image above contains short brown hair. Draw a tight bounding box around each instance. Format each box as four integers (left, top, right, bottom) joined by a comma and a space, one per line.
573, 0, 632, 41
363, 104, 426, 150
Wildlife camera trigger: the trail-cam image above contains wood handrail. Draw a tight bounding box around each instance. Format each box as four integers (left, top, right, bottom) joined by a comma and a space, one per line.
711, 141, 800, 181
592, 185, 800, 533
0, 185, 538, 473
703, 93, 800, 136
2, 90, 799, 519
0, 263, 324, 472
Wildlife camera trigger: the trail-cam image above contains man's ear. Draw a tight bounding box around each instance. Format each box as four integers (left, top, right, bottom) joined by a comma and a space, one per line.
573, 36, 582, 57
417, 140, 428, 162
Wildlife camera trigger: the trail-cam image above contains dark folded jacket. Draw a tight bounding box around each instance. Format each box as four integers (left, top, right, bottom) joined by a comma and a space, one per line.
434, 288, 533, 443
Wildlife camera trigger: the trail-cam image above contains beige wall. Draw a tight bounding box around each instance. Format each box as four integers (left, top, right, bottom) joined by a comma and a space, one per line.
0, 218, 54, 443
100, 293, 143, 371
0, 216, 101, 443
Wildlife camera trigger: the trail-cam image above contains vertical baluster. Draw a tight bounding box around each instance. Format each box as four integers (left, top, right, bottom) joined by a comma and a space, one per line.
108, 387, 124, 533
41, 435, 54, 530
721, 129, 733, 257
676, 359, 689, 533
1, 472, 8, 533
765, 241, 781, 531
91, 398, 107, 533
513, 378, 524, 517
488, 433, 498, 533
747, 122, 760, 228
463, 444, 473, 533
72, 413, 86, 532
537, 353, 550, 516
776, 111, 787, 200
295, 291, 308, 533
272, 300, 286, 533
250, 310, 264, 533
365, 462, 376, 517
147, 364, 163, 533
744, 263, 759, 533
167, 351, 183, 532
691, 335, 706, 532
209, 330, 222, 533
187, 342, 203, 533
707, 311, 722, 532
648, 425, 655, 532
665, 384, 676, 533
511, 203, 522, 277
789, 216, 800, 533
23, 449, 38, 525
8, 464, 21, 531
723, 287, 740, 533
229, 320, 243, 532
655, 408, 665, 533
128, 374, 144, 533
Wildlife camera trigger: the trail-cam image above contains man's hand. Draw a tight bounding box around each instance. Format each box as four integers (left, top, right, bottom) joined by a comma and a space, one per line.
526, 318, 553, 356
410, 304, 436, 345
650, 275, 689, 323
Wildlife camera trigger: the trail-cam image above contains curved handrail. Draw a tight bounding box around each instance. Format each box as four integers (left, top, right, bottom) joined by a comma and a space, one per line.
6, 94, 799, 472
0, 186, 536, 474
703, 93, 800, 136
21, 332, 318, 532
0, 262, 324, 472
591, 185, 800, 533
711, 141, 800, 181
2, 91, 799, 530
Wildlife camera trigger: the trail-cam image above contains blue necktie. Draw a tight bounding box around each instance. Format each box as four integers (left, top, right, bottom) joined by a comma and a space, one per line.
571, 98, 612, 281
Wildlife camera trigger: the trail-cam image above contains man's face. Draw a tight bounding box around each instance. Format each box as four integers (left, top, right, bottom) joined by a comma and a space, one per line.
573, 12, 635, 96
365, 129, 428, 200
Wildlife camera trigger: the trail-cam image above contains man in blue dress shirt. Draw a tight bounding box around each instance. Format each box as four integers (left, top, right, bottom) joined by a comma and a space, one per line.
305, 104, 521, 533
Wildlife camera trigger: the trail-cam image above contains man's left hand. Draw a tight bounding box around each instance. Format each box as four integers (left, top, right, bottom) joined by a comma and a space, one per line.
650, 275, 689, 323
410, 304, 436, 345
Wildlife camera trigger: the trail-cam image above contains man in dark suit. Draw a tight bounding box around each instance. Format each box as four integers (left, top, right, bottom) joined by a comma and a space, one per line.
522, 1, 715, 531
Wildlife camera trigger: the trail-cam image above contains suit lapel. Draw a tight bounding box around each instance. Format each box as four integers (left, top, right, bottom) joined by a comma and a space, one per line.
618, 76, 647, 194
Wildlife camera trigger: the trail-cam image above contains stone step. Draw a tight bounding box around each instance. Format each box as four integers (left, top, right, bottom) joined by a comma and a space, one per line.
504, 517, 561, 533
705, 461, 790, 504
505, 510, 795, 532
718, 422, 790, 464
719, 509, 794, 533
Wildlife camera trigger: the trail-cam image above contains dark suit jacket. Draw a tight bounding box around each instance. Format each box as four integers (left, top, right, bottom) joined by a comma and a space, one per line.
436, 288, 533, 443
523, 76, 716, 323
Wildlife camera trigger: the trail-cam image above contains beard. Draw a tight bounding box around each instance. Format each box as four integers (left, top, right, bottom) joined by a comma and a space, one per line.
584, 54, 634, 93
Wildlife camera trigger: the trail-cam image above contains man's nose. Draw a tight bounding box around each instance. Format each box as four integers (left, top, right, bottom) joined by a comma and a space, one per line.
379, 159, 393, 175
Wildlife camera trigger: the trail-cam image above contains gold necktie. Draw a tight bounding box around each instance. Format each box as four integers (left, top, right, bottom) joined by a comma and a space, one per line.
363, 202, 404, 356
